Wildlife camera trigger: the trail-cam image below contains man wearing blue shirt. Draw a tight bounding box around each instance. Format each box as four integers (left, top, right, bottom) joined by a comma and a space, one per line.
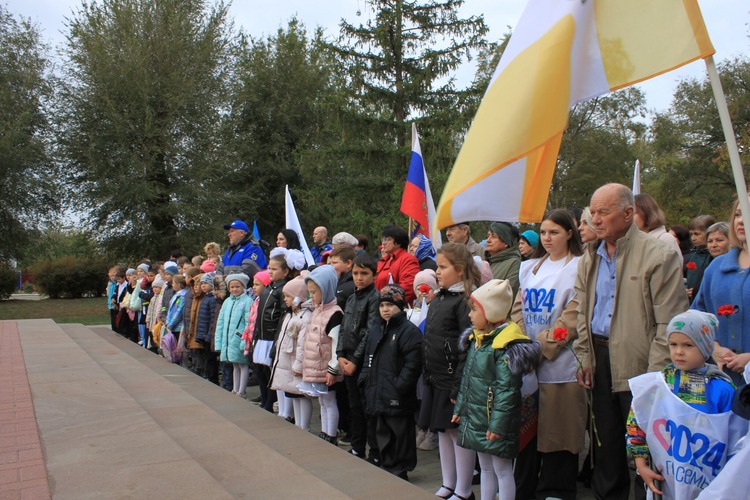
573, 183, 688, 500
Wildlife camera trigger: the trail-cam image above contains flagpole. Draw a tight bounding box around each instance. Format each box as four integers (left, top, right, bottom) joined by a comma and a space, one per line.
705, 56, 750, 240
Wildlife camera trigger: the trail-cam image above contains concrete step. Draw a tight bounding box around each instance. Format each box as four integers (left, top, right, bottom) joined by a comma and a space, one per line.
17, 320, 431, 499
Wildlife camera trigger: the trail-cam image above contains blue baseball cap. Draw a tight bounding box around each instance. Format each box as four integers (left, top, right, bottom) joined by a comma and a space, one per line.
223, 220, 249, 232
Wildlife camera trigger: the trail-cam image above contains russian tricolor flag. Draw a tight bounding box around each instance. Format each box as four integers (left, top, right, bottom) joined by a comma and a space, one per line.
400, 123, 440, 248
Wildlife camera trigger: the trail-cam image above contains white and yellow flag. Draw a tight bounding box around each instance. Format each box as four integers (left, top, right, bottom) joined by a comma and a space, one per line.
435, 0, 714, 228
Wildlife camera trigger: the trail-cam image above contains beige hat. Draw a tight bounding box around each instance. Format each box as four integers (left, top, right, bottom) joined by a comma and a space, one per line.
470, 279, 513, 324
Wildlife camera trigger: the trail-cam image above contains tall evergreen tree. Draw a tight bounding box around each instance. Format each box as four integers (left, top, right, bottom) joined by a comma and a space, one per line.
0, 6, 56, 261
56, 0, 235, 259
225, 19, 335, 239
299, 0, 488, 237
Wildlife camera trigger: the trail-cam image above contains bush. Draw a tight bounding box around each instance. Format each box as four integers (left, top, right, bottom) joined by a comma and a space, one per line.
0, 265, 17, 300
22, 281, 35, 294
31, 257, 109, 299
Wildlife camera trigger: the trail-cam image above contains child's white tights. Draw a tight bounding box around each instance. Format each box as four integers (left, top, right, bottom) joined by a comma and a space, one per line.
232, 363, 249, 395
277, 391, 292, 419
435, 428, 476, 499
318, 390, 339, 437
293, 397, 313, 431
477, 452, 514, 500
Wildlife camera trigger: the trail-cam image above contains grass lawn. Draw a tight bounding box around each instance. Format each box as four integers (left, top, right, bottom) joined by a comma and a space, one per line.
0, 297, 110, 325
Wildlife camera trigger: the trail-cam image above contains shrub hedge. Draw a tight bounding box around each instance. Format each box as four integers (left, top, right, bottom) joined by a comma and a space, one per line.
0, 265, 17, 300
31, 257, 109, 299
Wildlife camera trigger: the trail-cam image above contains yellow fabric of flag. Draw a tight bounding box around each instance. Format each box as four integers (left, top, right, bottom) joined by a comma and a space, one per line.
435, 0, 714, 228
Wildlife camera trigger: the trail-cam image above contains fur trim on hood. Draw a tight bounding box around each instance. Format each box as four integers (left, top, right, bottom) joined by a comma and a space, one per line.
459, 323, 541, 377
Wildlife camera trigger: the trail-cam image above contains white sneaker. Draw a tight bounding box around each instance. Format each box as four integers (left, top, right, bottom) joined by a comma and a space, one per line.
137, 340, 143, 346
417, 431, 439, 451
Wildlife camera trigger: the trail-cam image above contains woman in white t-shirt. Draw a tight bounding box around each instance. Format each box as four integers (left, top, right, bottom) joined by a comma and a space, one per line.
512, 208, 586, 500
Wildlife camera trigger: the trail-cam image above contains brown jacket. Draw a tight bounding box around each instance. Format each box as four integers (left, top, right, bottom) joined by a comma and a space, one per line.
573, 223, 688, 392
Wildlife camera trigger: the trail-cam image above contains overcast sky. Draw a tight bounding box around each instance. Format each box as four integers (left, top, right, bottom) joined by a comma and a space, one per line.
6, 0, 749, 113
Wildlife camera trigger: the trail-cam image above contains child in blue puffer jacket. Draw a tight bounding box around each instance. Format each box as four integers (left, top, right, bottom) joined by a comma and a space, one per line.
215, 274, 252, 397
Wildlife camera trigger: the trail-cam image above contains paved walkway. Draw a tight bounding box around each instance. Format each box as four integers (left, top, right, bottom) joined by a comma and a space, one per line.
1, 319, 604, 499
0, 321, 51, 500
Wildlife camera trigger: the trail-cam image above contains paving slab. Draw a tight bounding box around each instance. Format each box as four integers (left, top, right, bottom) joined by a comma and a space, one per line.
12, 320, 432, 499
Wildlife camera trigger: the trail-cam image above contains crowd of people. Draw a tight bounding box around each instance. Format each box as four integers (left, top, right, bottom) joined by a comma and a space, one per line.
104, 183, 750, 500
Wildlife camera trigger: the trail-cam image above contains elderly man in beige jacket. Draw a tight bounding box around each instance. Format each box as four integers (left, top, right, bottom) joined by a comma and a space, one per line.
573, 183, 688, 500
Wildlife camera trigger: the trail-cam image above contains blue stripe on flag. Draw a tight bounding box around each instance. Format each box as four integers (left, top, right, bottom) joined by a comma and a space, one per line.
405, 152, 426, 191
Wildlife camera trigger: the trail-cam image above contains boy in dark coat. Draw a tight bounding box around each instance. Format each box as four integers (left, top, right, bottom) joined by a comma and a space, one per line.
359, 284, 423, 480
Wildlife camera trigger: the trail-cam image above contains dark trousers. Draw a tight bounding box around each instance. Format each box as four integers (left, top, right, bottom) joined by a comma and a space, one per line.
375, 414, 416, 475
345, 373, 367, 455
256, 364, 276, 412
220, 361, 233, 391
203, 350, 219, 385
591, 341, 645, 500
536, 450, 578, 500
514, 435, 539, 500
109, 309, 117, 331
366, 415, 381, 462
190, 348, 205, 377
335, 380, 350, 434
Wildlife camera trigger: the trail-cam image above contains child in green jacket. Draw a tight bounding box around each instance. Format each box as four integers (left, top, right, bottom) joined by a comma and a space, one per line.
452, 279, 540, 500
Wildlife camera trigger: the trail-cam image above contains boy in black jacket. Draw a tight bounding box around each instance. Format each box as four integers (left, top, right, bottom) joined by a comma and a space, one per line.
359, 284, 423, 481
337, 253, 381, 463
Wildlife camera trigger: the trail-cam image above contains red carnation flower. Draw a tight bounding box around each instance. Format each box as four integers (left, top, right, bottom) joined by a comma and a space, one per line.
418, 284, 432, 295
685, 262, 697, 271
553, 327, 568, 342
717, 304, 738, 317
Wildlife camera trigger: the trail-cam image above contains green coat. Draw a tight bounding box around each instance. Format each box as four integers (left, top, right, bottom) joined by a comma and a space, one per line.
486, 248, 521, 299
454, 322, 533, 458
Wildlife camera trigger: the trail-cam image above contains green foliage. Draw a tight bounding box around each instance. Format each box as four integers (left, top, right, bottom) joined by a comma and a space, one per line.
296, 0, 488, 238
17, 226, 101, 268
31, 257, 108, 299
0, 265, 17, 299
56, 0, 236, 259
0, 6, 57, 261
649, 57, 750, 224
224, 19, 335, 238
551, 88, 648, 210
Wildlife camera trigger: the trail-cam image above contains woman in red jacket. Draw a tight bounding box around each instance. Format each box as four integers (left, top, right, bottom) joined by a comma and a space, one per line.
375, 225, 420, 304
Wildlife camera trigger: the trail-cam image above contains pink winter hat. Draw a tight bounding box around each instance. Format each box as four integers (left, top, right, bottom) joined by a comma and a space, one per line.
200, 260, 216, 273
253, 270, 271, 287
283, 276, 308, 302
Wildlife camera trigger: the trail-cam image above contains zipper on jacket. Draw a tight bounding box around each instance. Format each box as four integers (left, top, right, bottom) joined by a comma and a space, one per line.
444, 338, 454, 374
487, 385, 494, 424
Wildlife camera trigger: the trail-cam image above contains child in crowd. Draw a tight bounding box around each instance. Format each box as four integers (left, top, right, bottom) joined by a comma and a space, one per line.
254, 248, 304, 412
360, 284, 423, 480
419, 243, 481, 500
329, 245, 356, 309
408, 269, 437, 328
301, 265, 344, 444
194, 273, 219, 381
337, 253, 381, 461
179, 268, 201, 369
215, 274, 252, 397
684, 215, 715, 300
452, 279, 540, 500
137, 265, 156, 349
209, 274, 227, 386
271, 276, 313, 428
107, 266, 119, 331
242, 270, 270, 357
328, 244, 356, 444
204, 242, 221, 265
627, 310, 744, 499
122, 268, 138, 341
166, 275, 187, 342
146, 274, 165, 351
186, 273, 206, 376
159, 261, 179, 324
409, 268, 439, 451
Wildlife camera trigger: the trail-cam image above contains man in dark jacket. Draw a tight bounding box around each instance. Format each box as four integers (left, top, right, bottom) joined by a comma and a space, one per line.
217, 220, 267, 280
359, 284, 423, 480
